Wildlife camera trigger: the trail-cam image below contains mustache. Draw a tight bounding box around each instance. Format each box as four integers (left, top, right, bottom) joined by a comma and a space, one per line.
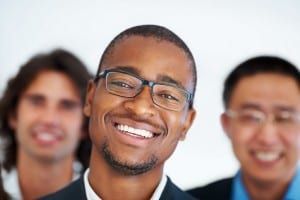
111, 113, 167, 134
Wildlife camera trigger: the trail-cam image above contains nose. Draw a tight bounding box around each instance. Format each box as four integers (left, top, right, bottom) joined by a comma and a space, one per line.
256, 121, 279, 146
39, 105, 61, 127
123, 87, 157, 117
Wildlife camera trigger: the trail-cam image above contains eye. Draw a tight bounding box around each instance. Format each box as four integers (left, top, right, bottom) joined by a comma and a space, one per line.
26, 95, 45, 107
157, 92, 180, 102
110, 80, 135, 89
60, 100, 81, 111
239, 113, 262, 123
275, 112, 293, 123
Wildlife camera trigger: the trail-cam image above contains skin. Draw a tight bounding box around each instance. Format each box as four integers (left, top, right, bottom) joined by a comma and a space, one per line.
9, 70, 84, 200
221, 73, 300, 200
84, 36, 196, 200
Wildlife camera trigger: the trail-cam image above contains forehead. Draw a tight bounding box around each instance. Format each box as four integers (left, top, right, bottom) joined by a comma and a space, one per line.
22, 70, 80, 101
102, 36, 194, 92
229, 73, 300, 110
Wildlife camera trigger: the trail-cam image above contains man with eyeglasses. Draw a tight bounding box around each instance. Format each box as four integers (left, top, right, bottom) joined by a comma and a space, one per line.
41, 25, 197, 200
188, 56, 300, 200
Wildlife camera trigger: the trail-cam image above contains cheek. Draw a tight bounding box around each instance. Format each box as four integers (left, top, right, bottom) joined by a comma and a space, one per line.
62, 111, 83, 130
63, 119, 83, 144
281, 131, 300, 153
14, 109, 37, 132
230, 129, 254, 151
163, 112, 186, 143
87, 95, 118, 144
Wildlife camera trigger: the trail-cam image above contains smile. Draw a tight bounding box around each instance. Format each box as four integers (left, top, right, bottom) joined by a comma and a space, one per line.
33, 131, 63, 145
32, 125, 64, 145
116, 124, 157, 139
254, 151, 282, 162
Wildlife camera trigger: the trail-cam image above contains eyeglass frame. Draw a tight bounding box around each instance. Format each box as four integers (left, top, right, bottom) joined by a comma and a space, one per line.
225, 108, 300, 129
94, 69, 193, 111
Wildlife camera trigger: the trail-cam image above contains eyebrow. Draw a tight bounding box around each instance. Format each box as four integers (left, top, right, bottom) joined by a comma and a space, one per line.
238, 103, 262, 111
23, 93, 81, 105
273, 105, 297, 113
105, 66, 140, 75
156, 75, 186, 90
105, 65, 187, 91
238, 102, 298, 113
23, 93, 45, 102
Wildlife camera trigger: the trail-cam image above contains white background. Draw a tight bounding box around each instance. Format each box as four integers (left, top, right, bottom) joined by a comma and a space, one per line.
1, 0, 300, 190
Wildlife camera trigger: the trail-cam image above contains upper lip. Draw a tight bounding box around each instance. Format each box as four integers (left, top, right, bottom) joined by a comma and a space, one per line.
32, 125, 63, 139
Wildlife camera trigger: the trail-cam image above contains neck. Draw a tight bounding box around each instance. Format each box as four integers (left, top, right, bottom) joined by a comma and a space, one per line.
88, 148, 163, 200
17, 151, 75, 200
242, 171, 294, 200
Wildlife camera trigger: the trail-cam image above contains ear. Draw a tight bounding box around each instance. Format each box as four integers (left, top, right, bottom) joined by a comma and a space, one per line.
179, 108, 196, 141
221, 112, 232, 139
83, 80, 96, 117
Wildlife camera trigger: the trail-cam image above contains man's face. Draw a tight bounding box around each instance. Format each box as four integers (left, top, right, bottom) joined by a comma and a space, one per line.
10, 70, 84, 163
222, 73, 300, 183
84, 36, 195, 175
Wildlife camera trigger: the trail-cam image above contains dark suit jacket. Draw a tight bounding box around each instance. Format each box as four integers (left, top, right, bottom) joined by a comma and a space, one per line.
187, 178, 233, 200
40, 176, 196, 200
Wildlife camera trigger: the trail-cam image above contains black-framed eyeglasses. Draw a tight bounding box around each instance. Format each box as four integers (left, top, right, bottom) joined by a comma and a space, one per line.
94, 69, 193, 111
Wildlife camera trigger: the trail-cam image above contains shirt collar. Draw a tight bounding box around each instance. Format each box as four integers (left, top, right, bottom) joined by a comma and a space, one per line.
232, 167, 300, 200
284, 167, 300, 200
232, 171, 249, 200
84, 169, 167, 200
2, 161, 82, 200
150, 173, 167, 200
84, 169, 102, 200
2, 168, 21, 200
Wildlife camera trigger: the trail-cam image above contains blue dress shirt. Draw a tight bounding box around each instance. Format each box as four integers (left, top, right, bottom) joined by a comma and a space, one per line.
232, 168, 300, 200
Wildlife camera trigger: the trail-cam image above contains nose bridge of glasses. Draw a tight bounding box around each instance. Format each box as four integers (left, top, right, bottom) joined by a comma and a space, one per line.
126, 83, 158, 115
141, 79, 154, 87
258, 115, 276, 130
135, 82, 154, 99
254, 112, 279, 127
134, 79, 155, 96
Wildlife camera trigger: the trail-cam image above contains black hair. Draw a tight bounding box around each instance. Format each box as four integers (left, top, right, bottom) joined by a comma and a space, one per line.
223, 55, 300, 108
97, 25, 197, 108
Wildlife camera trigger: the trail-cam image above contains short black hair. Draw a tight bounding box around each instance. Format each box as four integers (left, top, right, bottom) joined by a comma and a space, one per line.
97, 24, 197, 108
223, 55, 300, 108
0, 49, 92, 172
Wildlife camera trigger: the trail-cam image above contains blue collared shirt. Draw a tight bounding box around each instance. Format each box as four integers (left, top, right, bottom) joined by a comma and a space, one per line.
232, 168, 300, 200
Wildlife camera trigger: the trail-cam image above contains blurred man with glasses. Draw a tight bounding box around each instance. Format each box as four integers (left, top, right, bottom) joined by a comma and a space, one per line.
41, 25, 197, 200
188, 56, 300, 200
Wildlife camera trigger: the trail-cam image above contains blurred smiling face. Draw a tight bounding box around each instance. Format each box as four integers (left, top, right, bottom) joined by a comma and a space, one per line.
84, 36, 195, 175
222, 73, 300, 184
10, 70, 84, 162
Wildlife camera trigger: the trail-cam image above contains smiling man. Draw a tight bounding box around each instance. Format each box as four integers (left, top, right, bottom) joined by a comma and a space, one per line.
188, 56, 300, 200
0, 49, 91, 200
41, 25, 197, 200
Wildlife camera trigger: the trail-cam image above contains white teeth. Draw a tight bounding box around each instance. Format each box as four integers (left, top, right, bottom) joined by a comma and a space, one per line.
255, 151, 280, 162
117, 124, 154, 138
36, 132, 57, 142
